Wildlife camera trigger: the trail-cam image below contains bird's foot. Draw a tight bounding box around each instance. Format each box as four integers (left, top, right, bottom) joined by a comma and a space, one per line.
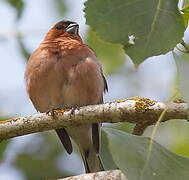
46, 107, 79, 116
70, 106, 80, 115
46, 108, 61, 117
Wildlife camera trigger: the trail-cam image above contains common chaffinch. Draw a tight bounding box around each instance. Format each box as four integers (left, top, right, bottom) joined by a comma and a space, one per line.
25, 20, 108, 173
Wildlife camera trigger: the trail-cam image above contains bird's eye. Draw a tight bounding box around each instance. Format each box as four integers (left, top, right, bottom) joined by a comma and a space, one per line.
55, 25, 64, 30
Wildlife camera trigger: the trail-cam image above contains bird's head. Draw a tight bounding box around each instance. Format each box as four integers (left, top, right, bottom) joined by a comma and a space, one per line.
45, 20, 81, 40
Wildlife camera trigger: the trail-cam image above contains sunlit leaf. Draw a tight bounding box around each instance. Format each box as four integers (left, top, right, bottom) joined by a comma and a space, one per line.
6, 0, 24, 20
184, 0, 189, 7
181, 5, 189, 27
169, 121, 189, 157
84, 0, 185, 65
103, 127, 189, 180
181, 5, 189, 13
87, 30, 125, 74
181, 13, 189, 27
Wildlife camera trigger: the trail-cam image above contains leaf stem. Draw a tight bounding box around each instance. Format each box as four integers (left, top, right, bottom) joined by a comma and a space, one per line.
175, 45, 188, 53
139, 90, 180, 180
180, 40, 189, 53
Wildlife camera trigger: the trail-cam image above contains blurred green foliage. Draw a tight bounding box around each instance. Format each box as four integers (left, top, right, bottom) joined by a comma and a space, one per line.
184, 0, 189, 7
0, 140, 9, 161
7, 0, 68, 61
54, 0, 67, 16
17, 36, 31, 61
6, 0, 24, 19
87, 30, 125, 74
13, 132, 71, 180
169, 121, 189, 157
15, 154, 65, 180
173, 52, 189, 101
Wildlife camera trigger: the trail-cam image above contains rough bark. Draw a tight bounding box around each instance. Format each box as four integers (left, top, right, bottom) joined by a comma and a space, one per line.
58, 170, 127, 180
0, 97, 188, 141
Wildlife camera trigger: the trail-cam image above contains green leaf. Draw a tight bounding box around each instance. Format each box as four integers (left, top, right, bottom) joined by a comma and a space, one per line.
6, 0, 24, 20
169, 120, 189, 157
181, 5, 189, 27
101, 130, 118, 170
181, 5, 189, 13
181, 12, 189, 27
86, 30, 125, 74
103, 127, 189, 180
0, 140, 9, 161
84, 0, 185, 65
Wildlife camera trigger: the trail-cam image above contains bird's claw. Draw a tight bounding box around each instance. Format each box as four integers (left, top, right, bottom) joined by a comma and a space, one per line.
70, 107, 80, 115
46, 107, 79, 116
46, 108, 61, 117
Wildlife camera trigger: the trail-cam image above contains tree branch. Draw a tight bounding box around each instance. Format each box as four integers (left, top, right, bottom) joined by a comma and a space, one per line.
58, 170, 127, 180
0, 97, 188, 141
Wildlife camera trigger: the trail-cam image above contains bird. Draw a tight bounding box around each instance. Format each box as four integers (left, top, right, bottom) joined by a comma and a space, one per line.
24, 20, 108, 173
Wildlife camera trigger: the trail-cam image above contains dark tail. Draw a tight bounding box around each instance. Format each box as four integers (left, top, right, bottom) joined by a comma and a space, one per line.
55, 128, 73, 154
58, 125, 104, 173
80, 147, 104, 173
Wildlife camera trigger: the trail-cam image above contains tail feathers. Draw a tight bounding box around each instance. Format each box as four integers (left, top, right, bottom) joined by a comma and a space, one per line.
81, 148, 104, 173
92, 123, 100, 154
65, 125, 104, 173
55, 128, 73, 154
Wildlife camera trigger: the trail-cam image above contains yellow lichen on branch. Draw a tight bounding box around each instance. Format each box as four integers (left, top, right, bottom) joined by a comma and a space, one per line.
0, 98, 188, 141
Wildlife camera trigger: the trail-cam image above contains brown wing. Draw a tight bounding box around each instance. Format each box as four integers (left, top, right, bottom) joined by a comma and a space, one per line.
25, 48, 73, 155
102, 74, 108, 93
92, 73, 108, 154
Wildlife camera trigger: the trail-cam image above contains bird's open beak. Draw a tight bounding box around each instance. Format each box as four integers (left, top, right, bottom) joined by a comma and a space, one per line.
66, 23, 79, 34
